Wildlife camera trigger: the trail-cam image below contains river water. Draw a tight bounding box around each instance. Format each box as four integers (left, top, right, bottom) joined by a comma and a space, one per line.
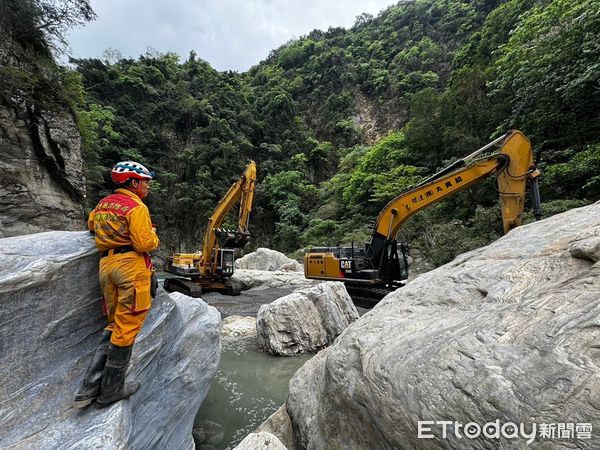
158, 275, 367, 449
193, 336, 312, 449
190, 286, 312, 449
156, 274, 310, 449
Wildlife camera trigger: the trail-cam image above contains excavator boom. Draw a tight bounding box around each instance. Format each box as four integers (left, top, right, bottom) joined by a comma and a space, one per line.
200, 161, 257, 277
372, 131, 537, 254
164, 161, 257, 296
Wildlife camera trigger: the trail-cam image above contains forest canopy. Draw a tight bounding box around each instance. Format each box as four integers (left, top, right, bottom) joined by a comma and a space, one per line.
19, 0, 600, 267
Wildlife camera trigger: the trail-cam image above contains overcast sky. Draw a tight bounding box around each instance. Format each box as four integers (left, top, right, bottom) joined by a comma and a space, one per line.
65, 0, 399, 72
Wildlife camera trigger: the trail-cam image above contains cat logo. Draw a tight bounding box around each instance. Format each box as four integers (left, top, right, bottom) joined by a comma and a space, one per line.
340, 260, 352, 271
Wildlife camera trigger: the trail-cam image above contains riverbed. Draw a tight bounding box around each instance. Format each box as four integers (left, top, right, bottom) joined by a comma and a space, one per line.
191, 285, 312, 449
193, 335, 311, 449
160, 275, 367, 449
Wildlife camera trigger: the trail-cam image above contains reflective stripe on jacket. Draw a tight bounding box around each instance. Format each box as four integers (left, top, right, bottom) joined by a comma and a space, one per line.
88, 188, 159, 253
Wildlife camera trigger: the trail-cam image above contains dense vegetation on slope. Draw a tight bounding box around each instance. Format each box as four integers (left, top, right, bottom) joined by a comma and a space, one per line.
0, 0, 94, 118
8, 0, 600, 267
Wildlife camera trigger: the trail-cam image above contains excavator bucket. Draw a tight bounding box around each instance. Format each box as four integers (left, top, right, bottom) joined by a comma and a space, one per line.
214, 228, 250, 248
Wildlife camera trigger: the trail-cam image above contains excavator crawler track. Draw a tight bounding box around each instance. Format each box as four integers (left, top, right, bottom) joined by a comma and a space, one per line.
163, 277, 244, 297
345, 285, 396, 308
163, 277, 203, 298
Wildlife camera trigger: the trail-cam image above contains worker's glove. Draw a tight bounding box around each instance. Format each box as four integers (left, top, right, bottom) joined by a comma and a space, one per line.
150, 271, 158, 298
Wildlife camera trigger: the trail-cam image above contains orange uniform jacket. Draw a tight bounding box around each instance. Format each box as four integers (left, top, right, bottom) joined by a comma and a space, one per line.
88, 188, 159, 253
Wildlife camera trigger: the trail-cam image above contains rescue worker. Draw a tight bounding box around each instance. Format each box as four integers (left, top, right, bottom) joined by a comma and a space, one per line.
74, 161, 159, 409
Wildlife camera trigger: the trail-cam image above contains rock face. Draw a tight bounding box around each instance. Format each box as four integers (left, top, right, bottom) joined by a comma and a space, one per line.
285, 202, 600, 449
235, 248, 302, 271
257, 282, 359, 356
0, 29, 86, 237
232, 268, 318, 290
221, 315, 257, 339
0, 231, 221, 450
233, 431, 288, 450
257, 404, 296, 450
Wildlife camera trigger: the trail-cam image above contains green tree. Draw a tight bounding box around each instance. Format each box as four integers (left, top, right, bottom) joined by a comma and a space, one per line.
77, 103, 120, 204
0, 0, 96, 55
542, 144, 600, 199
490, 0, 600, 146
262, 171, 319, 252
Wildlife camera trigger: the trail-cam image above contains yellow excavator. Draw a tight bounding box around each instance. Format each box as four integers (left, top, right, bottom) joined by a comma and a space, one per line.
164, 161, 257, 296
304, 130, 541, 300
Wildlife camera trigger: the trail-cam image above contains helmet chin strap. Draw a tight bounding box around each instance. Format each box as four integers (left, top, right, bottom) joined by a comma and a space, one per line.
135, 184, 147, 199
127, 180, 146, 199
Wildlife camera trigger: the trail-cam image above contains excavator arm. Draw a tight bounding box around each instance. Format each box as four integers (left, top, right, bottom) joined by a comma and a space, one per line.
368, 130, 539, 269
164, 161, 257, 296
200, 161, 257, 277
304, 130, 541, 296
372, 130, 538, 252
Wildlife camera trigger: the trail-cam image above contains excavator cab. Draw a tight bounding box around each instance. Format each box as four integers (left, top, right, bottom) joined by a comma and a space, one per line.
214, 248, 235, 277
305, 240, 410, 285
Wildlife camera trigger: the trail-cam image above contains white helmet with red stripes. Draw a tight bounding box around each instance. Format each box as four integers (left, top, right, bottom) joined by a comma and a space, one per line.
111, 161, 154, 185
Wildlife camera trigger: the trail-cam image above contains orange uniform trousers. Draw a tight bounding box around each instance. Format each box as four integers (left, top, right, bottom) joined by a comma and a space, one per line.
100, 251, 153, 347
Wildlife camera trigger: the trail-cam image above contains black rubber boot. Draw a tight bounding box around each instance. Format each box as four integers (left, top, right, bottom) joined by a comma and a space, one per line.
95, 343, 140, 409
73, 330, 112, 408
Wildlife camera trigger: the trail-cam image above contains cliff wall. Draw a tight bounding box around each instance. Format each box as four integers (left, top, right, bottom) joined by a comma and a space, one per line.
0, 28, 86, 237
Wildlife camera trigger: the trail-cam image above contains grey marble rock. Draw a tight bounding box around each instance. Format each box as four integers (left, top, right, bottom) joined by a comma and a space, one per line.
233, 432, 288, 450
286, 201, 600, 449
235, 248, 300, 271
0, 32, 86, 238
231, 269, 319, 290
0, 231, 221, 450
256, 404, 296, 450
256, 282, 359, 356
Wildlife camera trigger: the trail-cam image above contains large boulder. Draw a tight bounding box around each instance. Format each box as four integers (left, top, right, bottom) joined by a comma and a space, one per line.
232, 268, 318, 290
233, 431, 288, 450
0, 231, 221, 449
221, 315, 257, 339
285, 202, 600, 449
220, 315, 258, 349
0, 28, 86, 237
257, 404, 296, 450
235, 248, 301, 271
257, 282, 359, 356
